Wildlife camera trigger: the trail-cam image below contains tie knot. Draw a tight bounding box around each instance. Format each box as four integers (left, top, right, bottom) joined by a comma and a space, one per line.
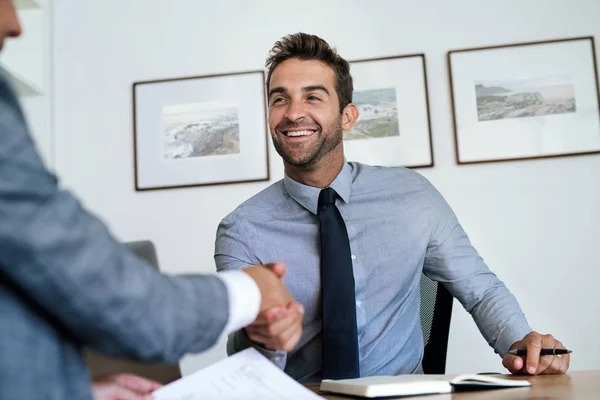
318, 187, 338, 209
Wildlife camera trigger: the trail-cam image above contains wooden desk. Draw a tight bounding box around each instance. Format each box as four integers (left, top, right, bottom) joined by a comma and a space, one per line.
305, 371, 599, 399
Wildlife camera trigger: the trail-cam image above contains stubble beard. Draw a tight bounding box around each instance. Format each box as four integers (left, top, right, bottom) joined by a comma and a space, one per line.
272, 117, 344, 169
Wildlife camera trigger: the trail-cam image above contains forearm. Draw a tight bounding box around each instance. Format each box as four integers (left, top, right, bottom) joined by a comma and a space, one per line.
0, 189, 229, 362
428, 239, 532, 356
459, 278, 532, 356
421, 175, 532, 357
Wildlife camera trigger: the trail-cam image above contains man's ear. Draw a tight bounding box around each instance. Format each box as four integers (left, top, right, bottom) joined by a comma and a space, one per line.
341, 104, 359, 131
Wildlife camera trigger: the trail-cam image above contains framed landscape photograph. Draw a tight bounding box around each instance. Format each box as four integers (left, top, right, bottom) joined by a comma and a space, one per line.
345, 54, 434, 168
448, 36, 600, 164
133, 70, 269, 191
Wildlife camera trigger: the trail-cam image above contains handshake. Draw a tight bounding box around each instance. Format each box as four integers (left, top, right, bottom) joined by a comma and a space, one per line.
242, 263, 304, 352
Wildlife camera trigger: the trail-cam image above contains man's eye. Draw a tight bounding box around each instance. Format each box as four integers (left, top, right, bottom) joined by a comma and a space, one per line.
307, 95, 320, 101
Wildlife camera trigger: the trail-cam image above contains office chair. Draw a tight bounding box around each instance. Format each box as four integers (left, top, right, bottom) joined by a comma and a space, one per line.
419, 274, 453, 374
83, 240, 182, 384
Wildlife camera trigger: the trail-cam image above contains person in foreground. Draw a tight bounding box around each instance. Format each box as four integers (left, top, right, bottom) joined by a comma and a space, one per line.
0, 2, 302, 399
215, 32, 570, 382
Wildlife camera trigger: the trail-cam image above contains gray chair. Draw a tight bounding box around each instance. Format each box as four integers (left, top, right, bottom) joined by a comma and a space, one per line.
419, 274, 453, 374
83, 240, 182, 384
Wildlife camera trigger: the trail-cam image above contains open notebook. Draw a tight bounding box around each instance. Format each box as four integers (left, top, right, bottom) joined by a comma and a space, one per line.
320, 374, 531, 398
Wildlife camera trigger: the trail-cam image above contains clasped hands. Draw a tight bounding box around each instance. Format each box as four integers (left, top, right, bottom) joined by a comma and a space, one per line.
503, 331, 570, 375
91, 262, 303, 400
243, 262, 304, 352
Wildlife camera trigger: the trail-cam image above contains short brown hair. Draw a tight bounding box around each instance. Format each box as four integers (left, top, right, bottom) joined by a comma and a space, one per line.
266, 33, 353, 113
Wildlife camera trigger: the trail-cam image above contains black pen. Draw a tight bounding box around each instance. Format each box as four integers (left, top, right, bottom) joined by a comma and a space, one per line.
508, 348, 572, 356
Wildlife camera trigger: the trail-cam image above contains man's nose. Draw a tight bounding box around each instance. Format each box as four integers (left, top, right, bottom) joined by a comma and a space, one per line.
284, 98, 307, 121
5, 4, 23, 38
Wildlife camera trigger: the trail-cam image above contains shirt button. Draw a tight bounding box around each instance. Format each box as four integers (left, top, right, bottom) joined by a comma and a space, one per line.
351, 254, 357, 260
356, 300, 362, 307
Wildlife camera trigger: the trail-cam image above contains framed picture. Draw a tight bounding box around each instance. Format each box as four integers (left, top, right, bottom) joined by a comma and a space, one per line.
344, 54, 434, 168
448, 36, 600, 165
133, 70, 269, 191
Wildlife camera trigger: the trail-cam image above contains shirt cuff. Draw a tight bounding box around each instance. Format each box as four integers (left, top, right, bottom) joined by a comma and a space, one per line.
218, 270, 261, 339
231, 328, 287, 370
496, 322, 533, 357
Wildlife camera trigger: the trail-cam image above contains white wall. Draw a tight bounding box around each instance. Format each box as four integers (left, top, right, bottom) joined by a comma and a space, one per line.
5, 0, 53, 167
52, 0, 600, 375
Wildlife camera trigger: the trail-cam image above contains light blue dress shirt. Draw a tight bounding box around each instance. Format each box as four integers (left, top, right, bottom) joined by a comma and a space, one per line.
215, 161, 531, 382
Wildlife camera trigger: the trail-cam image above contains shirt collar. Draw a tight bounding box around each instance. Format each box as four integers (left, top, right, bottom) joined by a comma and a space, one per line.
283, 160, 353, 215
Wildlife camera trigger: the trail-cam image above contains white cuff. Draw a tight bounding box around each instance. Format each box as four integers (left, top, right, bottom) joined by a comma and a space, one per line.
218, 270, 261, 339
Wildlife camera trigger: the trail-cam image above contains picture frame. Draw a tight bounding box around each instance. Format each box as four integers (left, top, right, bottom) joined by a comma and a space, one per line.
448, 36, 600, 165
344, 54, 434, 168
132, 70, 269, 191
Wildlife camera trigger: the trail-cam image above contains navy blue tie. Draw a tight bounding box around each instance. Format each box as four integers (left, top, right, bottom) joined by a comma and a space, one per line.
318, 187, 360, 380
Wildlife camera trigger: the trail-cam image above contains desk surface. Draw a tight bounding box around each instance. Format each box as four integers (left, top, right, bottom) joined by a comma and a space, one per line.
304, 371, 599, 399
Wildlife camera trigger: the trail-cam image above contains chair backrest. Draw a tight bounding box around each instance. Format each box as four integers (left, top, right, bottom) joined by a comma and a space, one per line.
83, 240, 182, 384
419, 274, 453, 374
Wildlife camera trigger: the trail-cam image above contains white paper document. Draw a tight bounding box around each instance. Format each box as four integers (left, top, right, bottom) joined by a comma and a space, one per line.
153, 348, 324, 400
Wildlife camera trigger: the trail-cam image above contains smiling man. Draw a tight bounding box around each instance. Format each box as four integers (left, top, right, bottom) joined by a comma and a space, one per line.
215, 32, 570, 382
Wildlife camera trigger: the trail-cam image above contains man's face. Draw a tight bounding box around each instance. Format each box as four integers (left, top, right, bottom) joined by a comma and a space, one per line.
0, 0, 21, 52
268, 58, 344, 168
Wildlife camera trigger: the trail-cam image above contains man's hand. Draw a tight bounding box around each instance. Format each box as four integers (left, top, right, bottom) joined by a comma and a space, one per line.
243, 262, 294, 312
244, 301, 305, 351
502, 331, 570, 375
92, 373, 162, 400
242, 262, 304, 352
